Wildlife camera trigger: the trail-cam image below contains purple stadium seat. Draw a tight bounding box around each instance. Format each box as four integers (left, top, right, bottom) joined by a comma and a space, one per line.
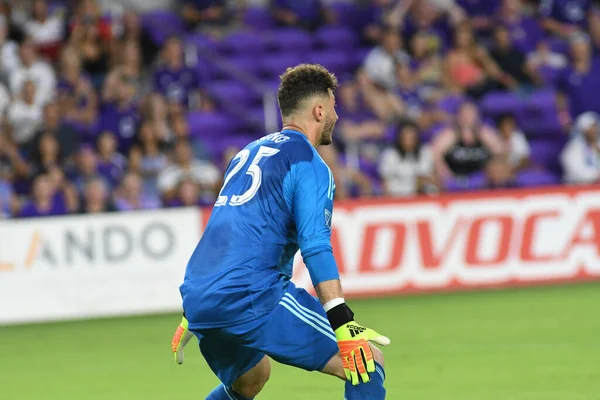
266, 29, 313, 53
437, 94, 468, 114
221, 31, 268, 56
244, 6, 275, 30
309, 50, 350, 76
187, 112, 239, 138
313, 26, 358, 50
329, 2, 364, 29
519, 113, 564, 137
207, 80, 261, 107
480, 91, 522, 116
524, 89, 557, 115
259, 54, 304, 79
142, 10, 185, 45
351, 47, 371, 69
515, 168, 560, 187
227, 55, 262, 77
529, 138, 567, 174
444, 172, 486, 192
186, 32, 220, 52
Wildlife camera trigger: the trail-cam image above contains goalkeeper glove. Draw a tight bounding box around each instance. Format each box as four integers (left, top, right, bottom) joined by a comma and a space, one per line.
327, 303, 390, 385
171, 315, 194, 365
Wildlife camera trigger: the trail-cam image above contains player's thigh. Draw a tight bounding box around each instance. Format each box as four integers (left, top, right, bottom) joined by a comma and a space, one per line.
193, 328, 266, 387
259, 283, 339, 372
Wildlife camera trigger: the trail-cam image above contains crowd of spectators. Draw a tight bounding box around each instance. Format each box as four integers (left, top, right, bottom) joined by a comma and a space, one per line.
1, 0, 600, 219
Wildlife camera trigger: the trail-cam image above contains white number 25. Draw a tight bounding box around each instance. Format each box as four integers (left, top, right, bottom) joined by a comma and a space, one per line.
215, 146, 280, 207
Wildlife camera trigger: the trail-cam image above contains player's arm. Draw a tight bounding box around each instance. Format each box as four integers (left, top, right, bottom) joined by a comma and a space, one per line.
290, 159, 390, 385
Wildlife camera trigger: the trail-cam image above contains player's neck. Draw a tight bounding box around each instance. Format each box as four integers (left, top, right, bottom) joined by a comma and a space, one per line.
282, 124, 317, 147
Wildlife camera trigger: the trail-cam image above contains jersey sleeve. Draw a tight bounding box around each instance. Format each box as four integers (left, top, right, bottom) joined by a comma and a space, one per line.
286, 155, 339, 285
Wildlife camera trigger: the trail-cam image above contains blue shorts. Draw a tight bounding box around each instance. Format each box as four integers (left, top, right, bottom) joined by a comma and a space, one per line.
190, 282, 339, 386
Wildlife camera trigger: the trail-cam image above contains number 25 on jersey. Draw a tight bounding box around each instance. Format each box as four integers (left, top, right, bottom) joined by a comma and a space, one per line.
215, 146, 280, 207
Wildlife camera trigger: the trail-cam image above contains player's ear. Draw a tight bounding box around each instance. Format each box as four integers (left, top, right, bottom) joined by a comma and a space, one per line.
313, 104, 324, 122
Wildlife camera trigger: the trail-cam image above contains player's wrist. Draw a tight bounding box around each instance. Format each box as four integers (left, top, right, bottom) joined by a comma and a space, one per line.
326, 302, 355, 331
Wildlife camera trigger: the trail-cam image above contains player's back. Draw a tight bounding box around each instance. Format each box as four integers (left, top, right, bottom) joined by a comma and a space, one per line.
180, 130, 321, 329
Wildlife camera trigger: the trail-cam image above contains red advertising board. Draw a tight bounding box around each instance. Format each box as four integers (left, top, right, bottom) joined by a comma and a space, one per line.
200, 185, 600, 297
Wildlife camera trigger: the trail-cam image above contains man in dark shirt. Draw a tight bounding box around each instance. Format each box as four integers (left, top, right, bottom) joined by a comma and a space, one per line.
490, 24, 539, 87
27, 102, 79, 161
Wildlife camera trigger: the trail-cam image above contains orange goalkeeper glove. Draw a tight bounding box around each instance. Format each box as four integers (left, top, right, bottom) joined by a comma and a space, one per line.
171, 315, 194, 364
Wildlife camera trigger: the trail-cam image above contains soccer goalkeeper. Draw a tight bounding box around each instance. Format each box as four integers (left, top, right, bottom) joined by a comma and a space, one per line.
171, 64, 389, 399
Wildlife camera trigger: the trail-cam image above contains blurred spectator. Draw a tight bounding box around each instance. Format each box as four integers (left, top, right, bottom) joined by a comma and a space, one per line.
167, 179, 203, 207
114, 172, 161, 211
496, 113, 531, 171
129, 121, 169, 193
403, 0, 455, 51
0, 16, 19, 77
272, 0, 334, 31
18, 174, 68, 218
7, 80, 43, 145
79, 177, 116, 214
68, 0, 112, 44
0, 81, 10, 123
143, 93, 173, 142
490, 24, 539, 87
0, 174, 14, 218
10, 38, 56, 106
180, 0, 228, 30
335, 77, 386, 142
560, 112, 600, 183
99, 74, 140, 155
69, 6, 111, 86
363, 27, 410, 90
69, 145, 105, 194
47, 165, 79, 213
0, 132, 30, 182
115, 10, 159, 66
154, 36, 201, 108
31, 133, 63, 176
57, 47, 98, 126
526, 39, 568, 83
456, 0, 500, 32
157, 138, 220, 203
96, 131, 126, 188
496, 0, 544, 53
444, 22, 506, 98
484, 155, 517, 189
318, 145, 373, 199
557, 33, 600, 120
169, 112, 211, 160
0, 2, 24, 42
28, 103, 79, 162
378, 122, 436, 196
409, 31, 444, 89
24, 0, 64, 60
432, 101, 504, 178
539, 0, 594, 37
105, 41, 146, 102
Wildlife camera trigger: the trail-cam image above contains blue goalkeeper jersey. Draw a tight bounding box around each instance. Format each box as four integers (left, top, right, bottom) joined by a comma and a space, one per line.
180, 129, 337, 329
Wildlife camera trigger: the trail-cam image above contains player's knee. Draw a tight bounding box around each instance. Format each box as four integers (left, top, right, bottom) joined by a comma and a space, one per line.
369, 343, 385, 368
232, 357, 271, 398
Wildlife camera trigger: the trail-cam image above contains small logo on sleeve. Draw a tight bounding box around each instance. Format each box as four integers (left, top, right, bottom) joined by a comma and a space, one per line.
324, 209, 332, 229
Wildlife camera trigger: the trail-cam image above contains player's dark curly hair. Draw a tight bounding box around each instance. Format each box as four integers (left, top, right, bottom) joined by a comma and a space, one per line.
277, 64, 338, 118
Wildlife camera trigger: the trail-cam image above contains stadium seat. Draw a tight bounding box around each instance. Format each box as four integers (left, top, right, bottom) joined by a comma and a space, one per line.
259, 54, 304, 79
309, 50, 350, 76
243, 6, 275, 30
221, 31, 268, 56
480, 91, 522, 116
142, 10, 185, 45
207, 80, 262, 107
266, 28, 313, 54
187, 111, 240, 138
313, 26, 358, 50
515, 168, 560, 187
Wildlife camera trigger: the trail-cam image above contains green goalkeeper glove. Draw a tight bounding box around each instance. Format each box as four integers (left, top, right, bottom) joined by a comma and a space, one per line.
327, 304, 390, 385
171, 315, 194, 364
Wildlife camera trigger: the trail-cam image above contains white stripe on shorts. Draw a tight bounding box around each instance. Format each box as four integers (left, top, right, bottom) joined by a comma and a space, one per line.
279, 301, 337, 342
282, 293, 331, 327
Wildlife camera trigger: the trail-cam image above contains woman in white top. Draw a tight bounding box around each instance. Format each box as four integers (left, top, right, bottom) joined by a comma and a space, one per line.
378, 122, 435, 197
